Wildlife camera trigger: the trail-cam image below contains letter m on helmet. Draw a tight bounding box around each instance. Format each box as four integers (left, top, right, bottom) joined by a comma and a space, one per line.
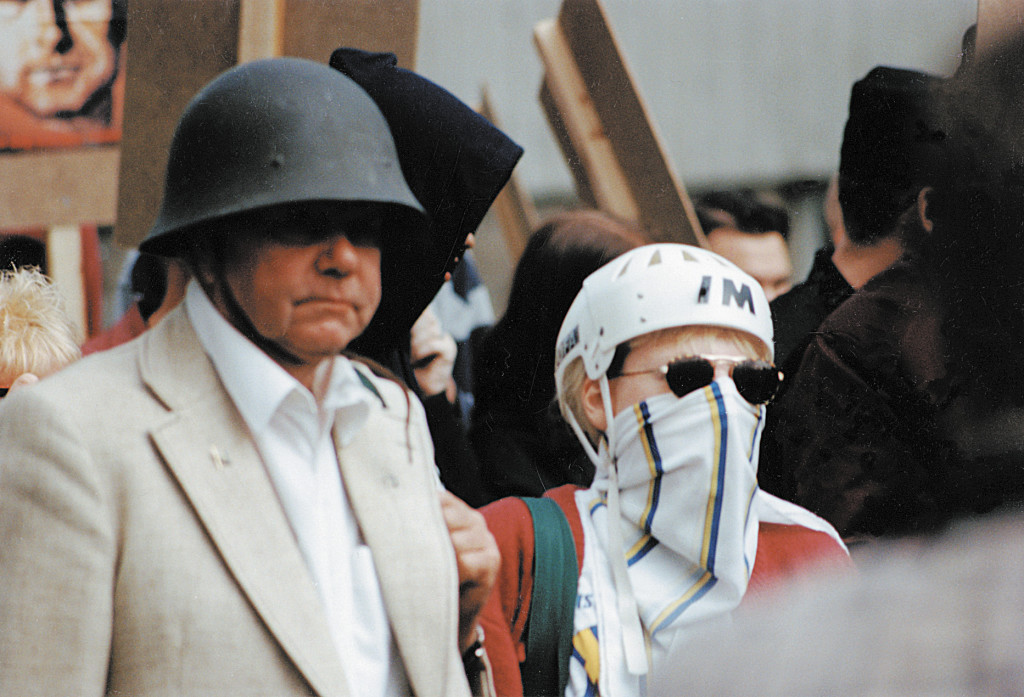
722, 279, 756, 314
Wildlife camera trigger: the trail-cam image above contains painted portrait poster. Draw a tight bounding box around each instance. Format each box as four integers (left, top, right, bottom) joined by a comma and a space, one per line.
0, 0, 126, 150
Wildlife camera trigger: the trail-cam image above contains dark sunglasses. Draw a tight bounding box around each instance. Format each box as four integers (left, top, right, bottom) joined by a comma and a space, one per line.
611, 354, 783, 405
0, 387, 8, 398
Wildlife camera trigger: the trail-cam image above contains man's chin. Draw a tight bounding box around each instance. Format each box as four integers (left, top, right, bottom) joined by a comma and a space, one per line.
287, 335, 364, 362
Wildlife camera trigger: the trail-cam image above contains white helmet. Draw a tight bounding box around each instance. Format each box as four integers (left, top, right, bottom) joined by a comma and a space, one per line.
555, 243, 774, 392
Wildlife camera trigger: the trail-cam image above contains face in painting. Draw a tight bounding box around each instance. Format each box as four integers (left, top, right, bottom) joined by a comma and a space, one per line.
0, 0, 117, 118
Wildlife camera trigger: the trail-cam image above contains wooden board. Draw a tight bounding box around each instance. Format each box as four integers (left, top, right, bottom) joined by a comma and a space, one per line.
238, 0, 285, 62
115, 0, 240, 250
977, 0, 1023, 51
46, 226, 87, 343
535, 0, 705, 247
535, 21, 638, 222
281, 0, 418, 65
0, 147, 119, 227
115, 0, 419, 250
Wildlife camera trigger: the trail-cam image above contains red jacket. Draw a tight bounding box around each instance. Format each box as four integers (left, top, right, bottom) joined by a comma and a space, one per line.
81, 302, 147, 356
479, 484, 852, 697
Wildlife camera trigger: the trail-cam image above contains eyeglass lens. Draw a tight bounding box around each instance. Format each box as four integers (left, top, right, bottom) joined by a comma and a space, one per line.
664, 358, 780, 404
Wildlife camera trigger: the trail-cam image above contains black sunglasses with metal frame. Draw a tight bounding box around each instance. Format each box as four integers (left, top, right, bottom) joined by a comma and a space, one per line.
610, 354, 783, 405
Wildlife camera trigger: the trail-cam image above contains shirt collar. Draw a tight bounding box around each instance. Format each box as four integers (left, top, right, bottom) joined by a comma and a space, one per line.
185, 280, 375, 438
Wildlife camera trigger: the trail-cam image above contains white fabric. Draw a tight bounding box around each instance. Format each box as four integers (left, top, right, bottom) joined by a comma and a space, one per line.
185, 281, 409, 697
568, 379, 767, 697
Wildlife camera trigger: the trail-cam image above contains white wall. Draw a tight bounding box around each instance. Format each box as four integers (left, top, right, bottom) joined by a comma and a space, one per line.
415, 0, 977, 198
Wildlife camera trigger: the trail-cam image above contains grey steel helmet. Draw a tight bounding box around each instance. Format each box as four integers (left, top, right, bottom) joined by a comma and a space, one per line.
140, 57, 426, 256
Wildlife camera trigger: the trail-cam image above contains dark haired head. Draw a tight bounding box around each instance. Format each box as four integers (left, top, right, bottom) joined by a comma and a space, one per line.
129, 253, 169, 322
0, 235, 46, 273
838, 66, 946, 245
696, 190, 790, 239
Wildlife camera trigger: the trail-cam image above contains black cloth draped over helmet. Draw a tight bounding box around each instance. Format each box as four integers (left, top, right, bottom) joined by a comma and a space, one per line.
330, 48, 524, 357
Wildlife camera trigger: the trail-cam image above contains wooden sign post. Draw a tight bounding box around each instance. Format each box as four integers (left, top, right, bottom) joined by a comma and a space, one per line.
534, 0, 705, 247
977, 0, 1024, 51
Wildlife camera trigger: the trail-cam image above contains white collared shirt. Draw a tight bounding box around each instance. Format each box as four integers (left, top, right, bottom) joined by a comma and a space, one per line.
186, 280, 409, 697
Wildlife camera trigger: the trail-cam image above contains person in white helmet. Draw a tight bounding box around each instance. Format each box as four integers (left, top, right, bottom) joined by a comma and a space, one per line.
477, 243, 851, 697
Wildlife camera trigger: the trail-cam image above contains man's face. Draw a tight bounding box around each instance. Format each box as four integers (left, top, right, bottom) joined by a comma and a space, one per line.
0, 0, 117, 118
214, 220, 383, 368
706, 227, 793, 302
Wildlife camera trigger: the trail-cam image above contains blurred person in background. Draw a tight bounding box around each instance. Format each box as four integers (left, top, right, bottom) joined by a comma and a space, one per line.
767, 45, 1024, 540
0, 265, 79, 395
696, 189, 794, 301
470, 210, 648, 502
81, 252, 189, 355
761, 67, 941, 502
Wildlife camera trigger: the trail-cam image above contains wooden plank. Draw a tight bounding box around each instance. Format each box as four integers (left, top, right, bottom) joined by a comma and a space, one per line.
281, 0, 419, 68
238, 0, 284, 62
537, 0, 706, 247
538, 78, 596, 209
478, 88, 539, 263
535, 18, 639, 222
115, 0, 239, 250
0, 147, 119, 228
977, 0, 1023, 51
46, 225, 87, 343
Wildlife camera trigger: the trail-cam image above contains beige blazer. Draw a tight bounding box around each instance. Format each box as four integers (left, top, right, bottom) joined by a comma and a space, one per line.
0, 307, 470, 697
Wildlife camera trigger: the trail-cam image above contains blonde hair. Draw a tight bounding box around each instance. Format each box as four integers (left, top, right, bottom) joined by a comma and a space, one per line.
0, 267, 81, 385
557, 325, 770, 446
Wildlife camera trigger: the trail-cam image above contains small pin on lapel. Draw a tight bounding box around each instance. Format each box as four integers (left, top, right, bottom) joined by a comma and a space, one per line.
210, 445, 230, 469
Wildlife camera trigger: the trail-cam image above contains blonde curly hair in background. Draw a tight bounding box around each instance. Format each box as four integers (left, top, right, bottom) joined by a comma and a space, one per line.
0, 267, 81, 386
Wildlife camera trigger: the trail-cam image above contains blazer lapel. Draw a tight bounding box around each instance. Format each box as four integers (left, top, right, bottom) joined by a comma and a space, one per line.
336, 399, 460, 697
142, 309, 350, 697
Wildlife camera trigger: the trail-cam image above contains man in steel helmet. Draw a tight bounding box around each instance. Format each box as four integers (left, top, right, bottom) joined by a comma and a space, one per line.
475, 244, 850, 697
0, 58, 497, 697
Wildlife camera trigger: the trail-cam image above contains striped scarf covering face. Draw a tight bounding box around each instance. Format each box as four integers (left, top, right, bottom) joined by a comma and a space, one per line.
578, 381, 764, 694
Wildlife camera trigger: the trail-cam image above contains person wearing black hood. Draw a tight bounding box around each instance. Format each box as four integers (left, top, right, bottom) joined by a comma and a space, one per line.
331, 48, 524, 508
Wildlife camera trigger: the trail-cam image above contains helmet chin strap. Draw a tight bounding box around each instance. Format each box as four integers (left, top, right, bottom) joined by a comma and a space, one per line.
197, 270, 306, 368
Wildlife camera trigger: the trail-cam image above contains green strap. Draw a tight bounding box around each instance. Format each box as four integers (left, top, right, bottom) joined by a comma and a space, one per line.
353, 368, 386, 407
520, 496, 579, 697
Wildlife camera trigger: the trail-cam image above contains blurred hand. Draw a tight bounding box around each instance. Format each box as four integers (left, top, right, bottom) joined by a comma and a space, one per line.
439, 490, 499, 653
410, 306, 457, 401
